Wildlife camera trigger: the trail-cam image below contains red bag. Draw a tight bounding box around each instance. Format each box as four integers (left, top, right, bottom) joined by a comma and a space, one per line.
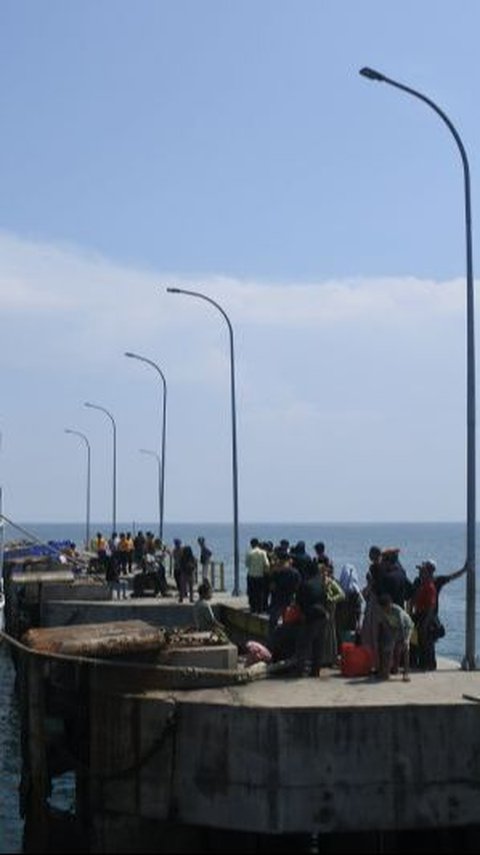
283, 604, 303, 625
340, 642, 374, 677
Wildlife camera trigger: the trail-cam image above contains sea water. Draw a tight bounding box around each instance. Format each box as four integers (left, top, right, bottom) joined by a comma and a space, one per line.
1, 520, 478, 853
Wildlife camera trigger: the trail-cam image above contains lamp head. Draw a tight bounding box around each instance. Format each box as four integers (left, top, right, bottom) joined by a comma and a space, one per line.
125, 351, 136, 358
84, 402, 93, 408
359, 66, 385, 82
167, 287, 181, 293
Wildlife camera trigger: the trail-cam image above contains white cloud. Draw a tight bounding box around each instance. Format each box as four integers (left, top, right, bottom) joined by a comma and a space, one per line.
0, 230, 473, 523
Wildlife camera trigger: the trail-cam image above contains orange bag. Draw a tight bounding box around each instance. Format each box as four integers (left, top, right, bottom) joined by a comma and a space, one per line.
283, 604, 303, 625
340, 642, 374, 677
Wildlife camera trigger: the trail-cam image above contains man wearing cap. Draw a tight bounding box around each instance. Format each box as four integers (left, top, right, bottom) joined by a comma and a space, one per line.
411, 561, 438, 670
410, 558, 466, 670
411, 558, 467, 613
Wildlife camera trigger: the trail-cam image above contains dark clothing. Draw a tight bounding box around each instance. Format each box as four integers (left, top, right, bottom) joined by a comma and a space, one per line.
133, 534, 145, 564
105, 560, 119, 584
296, 575, 328, 623
271, 623, 299, 662
179, 549, 196, 603
296, 620, 326, 677
410, 572, 460, 671
200, 544, 212, 566
132, 570, 161, 597
268, 566, 301, 633
247, 575, 266, 614
335, 590, 363, 643
295, 573, 328, 675
411, 573, 457, 614
271, 566, 300, 600
376, 561, 412, 607
367, 561, 382, 592
291, 550, 314, 580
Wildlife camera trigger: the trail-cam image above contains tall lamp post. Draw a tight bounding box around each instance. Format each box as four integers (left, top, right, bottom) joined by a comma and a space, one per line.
65, 428, 91, 548
360, 67, 476, 669
125, 352, 167, 543
139, 448, 162, 538
84, 402, 117, 536
167, 286, 240, 596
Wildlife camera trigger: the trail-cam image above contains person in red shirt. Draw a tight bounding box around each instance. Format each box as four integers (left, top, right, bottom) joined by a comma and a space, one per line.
412, 561, 438, 671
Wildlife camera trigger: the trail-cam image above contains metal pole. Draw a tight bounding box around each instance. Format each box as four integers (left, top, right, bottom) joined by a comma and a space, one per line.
139, 449, 162, 539
64, 429, 91, 548
360, 67, 476, 669
125, 353, 167, 543
166, 287, 241, 596
84, 402, 117, 535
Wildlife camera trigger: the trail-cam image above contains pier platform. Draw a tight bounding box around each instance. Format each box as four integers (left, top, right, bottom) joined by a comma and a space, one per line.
85, 657, 480, 841
5, 571, 480, 853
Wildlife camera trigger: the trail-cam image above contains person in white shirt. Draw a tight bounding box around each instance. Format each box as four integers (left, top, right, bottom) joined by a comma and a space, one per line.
245, 538, 270, 613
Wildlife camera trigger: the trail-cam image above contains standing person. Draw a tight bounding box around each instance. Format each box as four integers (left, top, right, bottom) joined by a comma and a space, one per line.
245, 538, 270, 614
313, 541, 333, 569
376, 547, 412, 608
336, 563, 364, 646
133, 531, 146, 567
95, 532, 109, 571
179, 544, 197, 603
106, 556, 128, 600
118, 533, 129, 574
268, 548, 300, 636
411, 561, 439, 671
109, 532, 120, 572
320, 564, 345, 666
361, 545, 383, 669
125, 532, 134, 573
290, 541, 313, 580
409, 558, 466, 670
197, 536, 212, 580
172, 539, 183, 596
295, 562, 329, 677
410, 558, 466, 613
145, 531, 155, 555
153, 538, 169, 597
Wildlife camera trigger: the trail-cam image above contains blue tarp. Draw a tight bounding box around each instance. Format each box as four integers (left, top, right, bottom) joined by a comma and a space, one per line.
4, 540, 74, 562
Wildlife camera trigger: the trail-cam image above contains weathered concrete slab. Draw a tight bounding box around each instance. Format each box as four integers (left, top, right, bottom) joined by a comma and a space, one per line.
41, 599, 198, 629
40, 593, 252, 631
158, 641, 238, 670
86, 658, 480, 838
22, 620, 166, 657
42, 581, 112, 601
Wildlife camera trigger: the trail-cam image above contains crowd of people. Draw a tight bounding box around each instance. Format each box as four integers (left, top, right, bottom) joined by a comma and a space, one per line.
91, 531, 213, 602
88, 529, 466, 679
245, 537, 466, 679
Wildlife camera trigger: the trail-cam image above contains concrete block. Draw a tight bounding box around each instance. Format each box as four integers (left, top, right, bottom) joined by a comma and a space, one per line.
157, 643, 238, 670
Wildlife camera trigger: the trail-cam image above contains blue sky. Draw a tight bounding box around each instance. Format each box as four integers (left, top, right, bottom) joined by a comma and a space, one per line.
0, 1, 479, 526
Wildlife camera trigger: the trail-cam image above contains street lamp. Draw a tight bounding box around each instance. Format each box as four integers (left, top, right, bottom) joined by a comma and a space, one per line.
125, 352, 167, 543
84, 402, 117, 535
139, 448, 161, 537
360, 66, 476, 669
64, 429, 91, 548
166, 286, 240, 596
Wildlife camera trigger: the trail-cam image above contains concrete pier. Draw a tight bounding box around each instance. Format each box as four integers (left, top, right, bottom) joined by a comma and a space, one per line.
86, 660, 480, 842
8, 623, 480, 853
5, 571, 480, 853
